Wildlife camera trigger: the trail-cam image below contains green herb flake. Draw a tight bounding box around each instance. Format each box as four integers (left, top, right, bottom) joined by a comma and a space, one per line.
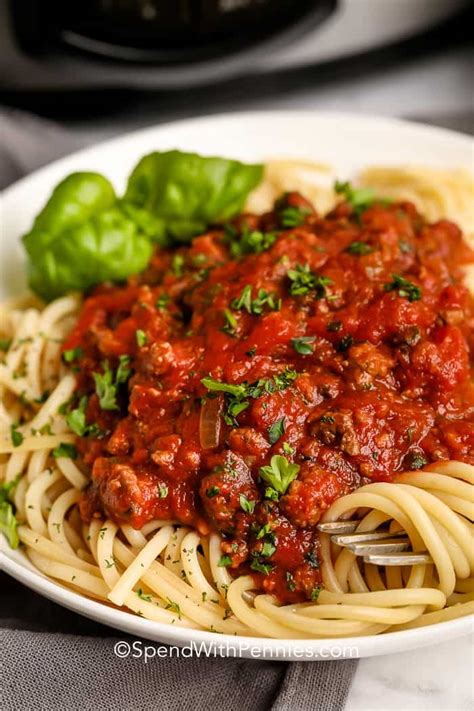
250, 559, 274, 575
384, 274, 422, 302
10, 426, 24, 448
201, 377, 247, 399
136, 588, 152, 602
287, 263, 333, 299
62, 347, 83, 363
156, 293, 170, 311
52, 442, 77, 459
239, 494, 255, 514
116, 355, 132, 385
135, 329, 148, 347
230, 228, 277, 257
171, 254, 184, 277
165, 599, 182, 619
264, 487, 279, 501
206, 486, 220, 498
93, 366, 119, 411
218, 555, 232, 568
291, 336, 316, 355
334, 180, 376, 216
222, 308, 238, 337
158, 485, 169, 499
259, 455, 300, 496
345, 241, 374, 256
268, 418, 286, 445
310, 586, 322, 601
256, 523, 272, 540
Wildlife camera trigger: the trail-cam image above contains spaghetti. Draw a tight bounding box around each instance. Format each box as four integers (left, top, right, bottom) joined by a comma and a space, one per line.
1, 164, 473, 638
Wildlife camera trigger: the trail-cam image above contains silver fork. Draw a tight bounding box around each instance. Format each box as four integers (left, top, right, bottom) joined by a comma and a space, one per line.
317, 520, 433, 566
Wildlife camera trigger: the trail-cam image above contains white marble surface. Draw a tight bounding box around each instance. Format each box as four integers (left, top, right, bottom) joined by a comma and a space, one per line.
346, 634, 474, 710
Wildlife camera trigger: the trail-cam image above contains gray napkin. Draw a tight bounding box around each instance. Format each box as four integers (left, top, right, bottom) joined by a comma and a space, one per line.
0, 107, 357, 711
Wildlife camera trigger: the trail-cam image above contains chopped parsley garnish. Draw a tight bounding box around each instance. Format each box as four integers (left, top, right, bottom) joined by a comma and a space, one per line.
231, 285, 281, 315
156, 293, 170, 311
202, 369, 297, 427
229, 228, 278, 257
52, 442, 77, 459
165, 599, 182, 619
239, 494, 255, 513
115, 355, 132, 385
62, 347, 83, 363
259, 455, 300, 496
135, 329, 147, 347
384, 274, 422, 302
327, 321, 342, 332
345, 241, 374, 256
201, 377, 247, 399
0, 476, 20, 548
335, 180, 376, 216
277, 203, 311, 228
10, 426, 23, 448
291, 336, 316, 355
282, 442, 295, 455
222, 308, 238, 337
256, 523, 273, 540
218, 555, 232, 567
171, 254, 184, 277
93, 367, 119, 411
250, 559, 274, 575
287, 263, 333, 298
264, 487, 279, 501
310, 586, 322, 601
260, 540, 276, 558
158, 485, 169, 498
136, 588, 152, 602
268, 418, 286, 445
206, 486, 220, 498
65, 396, 101, 438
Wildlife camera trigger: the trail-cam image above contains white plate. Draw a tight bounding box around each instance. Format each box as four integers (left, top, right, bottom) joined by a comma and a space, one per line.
1, 111, 473, 659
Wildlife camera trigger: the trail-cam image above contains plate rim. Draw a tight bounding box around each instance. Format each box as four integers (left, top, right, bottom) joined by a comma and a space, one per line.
1, 109, 473, 658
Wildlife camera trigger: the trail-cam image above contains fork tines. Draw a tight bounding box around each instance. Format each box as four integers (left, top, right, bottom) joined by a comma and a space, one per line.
317, 520, 433, 566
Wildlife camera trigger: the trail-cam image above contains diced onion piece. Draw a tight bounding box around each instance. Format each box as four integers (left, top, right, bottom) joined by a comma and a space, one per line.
199, 395, 223, 449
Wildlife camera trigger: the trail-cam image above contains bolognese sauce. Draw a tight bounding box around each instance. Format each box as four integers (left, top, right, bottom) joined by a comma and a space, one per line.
62, 191, 474, 603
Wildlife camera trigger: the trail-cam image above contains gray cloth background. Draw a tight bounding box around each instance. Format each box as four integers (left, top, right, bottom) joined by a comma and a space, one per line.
0, 107, 357, 711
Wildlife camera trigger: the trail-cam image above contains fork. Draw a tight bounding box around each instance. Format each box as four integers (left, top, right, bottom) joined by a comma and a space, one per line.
317, 520, 433, 566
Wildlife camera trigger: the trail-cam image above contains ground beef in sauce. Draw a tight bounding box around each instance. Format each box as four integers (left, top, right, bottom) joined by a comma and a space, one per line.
65, 191, 474, 603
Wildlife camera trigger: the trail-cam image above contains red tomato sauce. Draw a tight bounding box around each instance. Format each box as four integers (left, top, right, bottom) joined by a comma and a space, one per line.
63, 192, 474, 603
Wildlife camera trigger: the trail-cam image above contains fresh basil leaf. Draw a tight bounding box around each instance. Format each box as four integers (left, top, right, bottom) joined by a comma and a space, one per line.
23, 193, 153, 301
124, 150, 263, 242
